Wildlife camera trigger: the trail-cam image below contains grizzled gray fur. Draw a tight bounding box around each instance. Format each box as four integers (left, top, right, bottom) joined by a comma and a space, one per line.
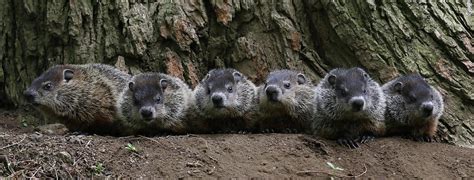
24, 64, 131, 135
190, 68, 257, 133
118, 73, 192, 135
311, 67, 386, 148
255, 69, 315, 133
382, 74, 443, 142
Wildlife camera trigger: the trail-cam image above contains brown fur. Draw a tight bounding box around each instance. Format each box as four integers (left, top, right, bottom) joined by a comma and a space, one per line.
25, 64, 131, 135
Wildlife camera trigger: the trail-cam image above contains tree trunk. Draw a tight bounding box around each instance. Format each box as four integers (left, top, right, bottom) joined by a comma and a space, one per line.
0, 0, 472, 146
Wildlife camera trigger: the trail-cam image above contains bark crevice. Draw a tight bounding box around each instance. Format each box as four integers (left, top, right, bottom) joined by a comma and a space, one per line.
0, 0, 472, 146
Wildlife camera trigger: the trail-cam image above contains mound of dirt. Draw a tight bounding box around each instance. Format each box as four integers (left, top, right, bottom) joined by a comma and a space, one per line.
0, 110, 473, 178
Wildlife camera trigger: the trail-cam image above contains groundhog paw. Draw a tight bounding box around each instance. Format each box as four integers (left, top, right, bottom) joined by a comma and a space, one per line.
356, 135, 375, 144
337, 138, 359, 149
413, 136, 434, 143
261, 129, 275, 133
237, 130, 248, 134
283, 128, 298, 134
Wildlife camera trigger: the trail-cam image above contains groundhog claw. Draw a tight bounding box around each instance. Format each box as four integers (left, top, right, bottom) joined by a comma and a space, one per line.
337, 138, 359, 149
356, 135, 375, 144
413, 136, 433, 143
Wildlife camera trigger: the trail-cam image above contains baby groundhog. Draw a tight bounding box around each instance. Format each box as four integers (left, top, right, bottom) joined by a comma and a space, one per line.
311, 67, 386, 148
382, 74, 444, 142
118, 73, 192, 135
255, 70, 314, 133
191, 68, 258, 133
24, 64, 131, 135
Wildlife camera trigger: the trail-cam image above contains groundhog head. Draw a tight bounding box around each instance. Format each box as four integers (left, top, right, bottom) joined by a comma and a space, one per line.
327, 67, 372, 112
262, 69, 307, 102
389, 74, 439, 119
198, 68, 245, 115
128, 73, 168, 121
24, 65, 77, 112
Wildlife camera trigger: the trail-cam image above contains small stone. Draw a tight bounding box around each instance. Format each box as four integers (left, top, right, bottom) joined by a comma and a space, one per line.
35, 123, 69, 135
57, 151, 73, 163
29, 132, 43, 142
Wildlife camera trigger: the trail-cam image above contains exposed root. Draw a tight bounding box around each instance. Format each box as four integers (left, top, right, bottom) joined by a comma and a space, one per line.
0, 135, 26, 150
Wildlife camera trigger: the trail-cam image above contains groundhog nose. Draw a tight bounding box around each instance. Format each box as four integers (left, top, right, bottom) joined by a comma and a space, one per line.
422, 103, 434, 117
211, 95, 224, 107
265, 86, 279, 102
351, 98, 365, 111
23, 90, 38, 103
140, 109, 153, 120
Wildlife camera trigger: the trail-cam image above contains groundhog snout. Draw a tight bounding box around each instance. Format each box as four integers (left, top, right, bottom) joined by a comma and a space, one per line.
140, 108, 155, 120
421, 102, 434, 117
23, 89, 39, 104
349, 97, 365, 112
265, 85, 280, 102
211, 93, 225, 108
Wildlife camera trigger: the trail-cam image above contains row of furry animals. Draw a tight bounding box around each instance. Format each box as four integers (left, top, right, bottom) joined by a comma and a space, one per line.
24, 64, 443, 148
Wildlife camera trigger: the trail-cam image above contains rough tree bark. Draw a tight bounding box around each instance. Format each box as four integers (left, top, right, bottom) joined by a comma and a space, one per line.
0, 0, 472, 146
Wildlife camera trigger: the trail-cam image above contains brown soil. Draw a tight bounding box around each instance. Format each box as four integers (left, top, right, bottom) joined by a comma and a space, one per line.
0, 110, 473, 178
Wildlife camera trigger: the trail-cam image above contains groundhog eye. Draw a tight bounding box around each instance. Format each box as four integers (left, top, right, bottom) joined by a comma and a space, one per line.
155, 97, 161, 103
133, 98, 139, 105
284, 82, 291, 89
340, 90, 347, 96
363, 89, 367, 94
43, 83, 53, 91
227, 86, 233, 93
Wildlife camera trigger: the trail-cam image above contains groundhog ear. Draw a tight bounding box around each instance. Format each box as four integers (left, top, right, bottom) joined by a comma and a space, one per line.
160, 79, 168, 90
63, 69, 74, 82
202, 73, 210, 83
328, 75, 336, 85
297, 73, 306, 85
233, 72, 242, 82
128, 82, 135, 92
394, 82, 403, 93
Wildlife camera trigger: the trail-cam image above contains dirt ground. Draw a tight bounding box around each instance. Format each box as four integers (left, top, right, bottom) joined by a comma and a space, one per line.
0, 110, 473, 178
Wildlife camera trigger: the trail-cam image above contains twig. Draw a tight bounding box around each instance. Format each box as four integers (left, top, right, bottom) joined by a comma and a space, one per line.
296, 170, 343, 177
139, 135, 178, 150
351, 164, 368, 178
138, 135, 161, 144
25, 166, 42, 178
85, 140, 92, 148
62, 161, 73, 179
297, 164, 368, 178
207, 166, 216, 175
118, 136, 142, 140
0, 135, 27, 150
52, 162, 58, 180
7, 169, 23, 178
73, 156, 82, 166
0, 155, 15, 175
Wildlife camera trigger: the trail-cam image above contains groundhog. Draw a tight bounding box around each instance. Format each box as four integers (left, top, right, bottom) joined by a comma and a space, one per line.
118, 73, 193, 135
311, 67, 386, 148
382, 74, 444, 142
189, 68, 258, 133
23, 64, 132, 135
255, 69, 315, 133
